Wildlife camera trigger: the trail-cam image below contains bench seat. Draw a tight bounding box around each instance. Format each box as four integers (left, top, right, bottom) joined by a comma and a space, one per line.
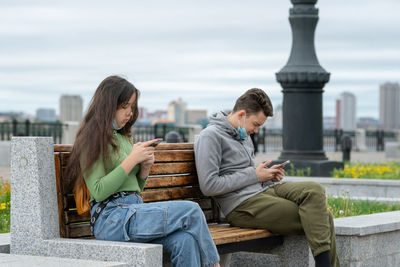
53, 143, 282, 254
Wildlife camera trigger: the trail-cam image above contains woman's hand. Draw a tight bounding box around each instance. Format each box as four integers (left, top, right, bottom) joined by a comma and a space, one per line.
121, 140, 158, 175
129, 141, 155, 164
256, 161, 285, 182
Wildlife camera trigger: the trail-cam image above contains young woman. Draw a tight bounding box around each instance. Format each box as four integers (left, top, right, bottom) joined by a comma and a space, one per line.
66, 75, 220, 267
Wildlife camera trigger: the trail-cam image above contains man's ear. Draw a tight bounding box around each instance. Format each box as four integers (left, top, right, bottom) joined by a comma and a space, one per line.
237, 109, 246, 119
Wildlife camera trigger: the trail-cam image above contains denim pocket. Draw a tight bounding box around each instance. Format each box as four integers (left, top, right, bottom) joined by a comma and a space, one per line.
132, 206, 167, 240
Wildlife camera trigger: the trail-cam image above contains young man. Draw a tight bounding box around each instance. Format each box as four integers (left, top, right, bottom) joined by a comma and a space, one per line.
194, 88, 339, 267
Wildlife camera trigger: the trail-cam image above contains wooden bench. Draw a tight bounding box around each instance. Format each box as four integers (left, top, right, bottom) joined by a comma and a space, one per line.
54, 142, 283, 255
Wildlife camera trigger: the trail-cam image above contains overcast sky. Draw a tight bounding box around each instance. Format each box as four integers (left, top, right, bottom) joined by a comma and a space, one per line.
1, 0, 399, 119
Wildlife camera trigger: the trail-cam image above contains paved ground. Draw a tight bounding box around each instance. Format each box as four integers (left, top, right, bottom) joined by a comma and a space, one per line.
0, 166, 10, 182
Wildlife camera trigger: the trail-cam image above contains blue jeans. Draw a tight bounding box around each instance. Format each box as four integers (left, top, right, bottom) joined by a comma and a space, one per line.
91, 193, 220, 267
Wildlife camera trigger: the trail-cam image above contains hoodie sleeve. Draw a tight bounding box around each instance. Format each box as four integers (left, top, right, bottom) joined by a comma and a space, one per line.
194, 131, 259, 196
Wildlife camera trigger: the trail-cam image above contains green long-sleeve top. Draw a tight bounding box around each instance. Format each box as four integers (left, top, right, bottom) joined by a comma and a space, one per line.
83, 131, 146, 202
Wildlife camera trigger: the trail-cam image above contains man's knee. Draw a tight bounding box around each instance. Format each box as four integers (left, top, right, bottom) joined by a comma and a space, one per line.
305, 181, 326, 199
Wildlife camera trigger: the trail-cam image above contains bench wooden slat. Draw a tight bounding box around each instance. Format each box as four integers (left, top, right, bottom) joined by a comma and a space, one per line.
54, 144, 73, 152
54, 153, 67, 238
63, 194, 213, 213
54, 144, 195, 153
64, 210, 91, 224
154, 143, 194, 150
67, 224, 92, 238
154, 150, 194, 162
149, 162, 196, 175
60, 149, 195, 166
145, 175, 197, 188
141, 187, 203, 202
208, 225, 274, 245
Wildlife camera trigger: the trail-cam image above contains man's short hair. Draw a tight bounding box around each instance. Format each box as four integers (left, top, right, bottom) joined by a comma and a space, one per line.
232, 88, 273, 117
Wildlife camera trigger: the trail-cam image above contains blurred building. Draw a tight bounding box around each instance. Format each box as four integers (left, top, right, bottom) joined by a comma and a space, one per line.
186, 110, 207, 124
265, 104, 282, 129
323, 116, 336, 130
137, 107, 168, 125
168, 98, 187, 126
59, 95, 83, 122
357, 117, 379, 129
138, 107, 148, 121
379, 82, 400, 130
336, 92, 356, 130
36, 108, 57, 122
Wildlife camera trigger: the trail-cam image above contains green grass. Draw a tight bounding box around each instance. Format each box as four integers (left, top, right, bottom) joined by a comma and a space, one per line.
286, 163, 311, 176
328, 196, 400, 218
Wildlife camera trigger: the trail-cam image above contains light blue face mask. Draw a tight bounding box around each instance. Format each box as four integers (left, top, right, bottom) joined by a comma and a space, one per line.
112, 119, 122, 130
238, 116, 247, 140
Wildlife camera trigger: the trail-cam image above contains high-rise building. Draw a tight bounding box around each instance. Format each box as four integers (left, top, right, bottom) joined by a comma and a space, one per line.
36, 108, 57, 122
59, 95, 83, 122
168, 98, 187, 126
335, 92, 356, 131
335, 98, 341, 129
379, 82, 400, 130
186, 110, 207, 124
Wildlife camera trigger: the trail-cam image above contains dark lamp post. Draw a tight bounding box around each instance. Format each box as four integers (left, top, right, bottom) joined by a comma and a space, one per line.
275, 0, 343, 176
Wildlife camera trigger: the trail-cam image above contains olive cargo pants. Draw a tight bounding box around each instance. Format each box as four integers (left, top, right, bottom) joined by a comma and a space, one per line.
226, 181, 340, 267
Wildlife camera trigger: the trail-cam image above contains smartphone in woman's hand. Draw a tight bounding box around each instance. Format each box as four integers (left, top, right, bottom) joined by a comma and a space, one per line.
150, 139, 163, 147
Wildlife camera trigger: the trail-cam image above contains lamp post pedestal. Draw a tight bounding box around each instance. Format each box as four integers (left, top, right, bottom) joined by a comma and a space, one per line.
274, 0, 343, 176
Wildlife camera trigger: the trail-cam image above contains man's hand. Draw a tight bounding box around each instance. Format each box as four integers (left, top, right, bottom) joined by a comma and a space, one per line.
256, 161, 285, 182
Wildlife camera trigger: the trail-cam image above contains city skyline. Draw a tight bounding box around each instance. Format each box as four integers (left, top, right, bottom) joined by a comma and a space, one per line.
1, 0, 399, 119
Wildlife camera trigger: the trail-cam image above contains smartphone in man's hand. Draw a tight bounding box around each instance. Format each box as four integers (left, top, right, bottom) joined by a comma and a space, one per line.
277, 160, 290, 168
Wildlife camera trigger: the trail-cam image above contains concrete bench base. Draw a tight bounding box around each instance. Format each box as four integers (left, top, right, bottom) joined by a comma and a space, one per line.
0, 253, 126, 267
335, 211, 400, 267
0, 233, 10, 254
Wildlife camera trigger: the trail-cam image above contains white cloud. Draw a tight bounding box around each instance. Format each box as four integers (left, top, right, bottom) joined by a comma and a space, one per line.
0, 0, 399, 121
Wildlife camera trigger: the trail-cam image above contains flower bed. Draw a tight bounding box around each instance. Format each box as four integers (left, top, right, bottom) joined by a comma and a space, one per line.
0, 181, 10, 233
332, 162, 400, 179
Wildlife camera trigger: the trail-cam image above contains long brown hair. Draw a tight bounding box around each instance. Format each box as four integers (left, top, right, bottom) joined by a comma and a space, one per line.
66, 75, 140, 192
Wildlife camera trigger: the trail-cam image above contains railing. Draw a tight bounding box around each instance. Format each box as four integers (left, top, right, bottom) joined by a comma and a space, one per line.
1, 120, 396, 153
256, 128, 397, 153
0, 119, 63, 144
133, 124, 190, 142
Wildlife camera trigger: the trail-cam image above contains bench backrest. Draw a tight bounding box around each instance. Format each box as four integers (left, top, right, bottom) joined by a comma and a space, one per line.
54, 143, 219, 238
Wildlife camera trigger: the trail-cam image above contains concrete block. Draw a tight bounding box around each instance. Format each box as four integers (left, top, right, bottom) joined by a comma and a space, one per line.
229, 252, 280, 267
10, 137, 59, 255
10, 137, 163, 267
43, 239, 162, 267
0, 233, 10, 253
0, 253, 127, 267
335, 211, 400, 267
262, 235, 313, 267
386, 142, 400, 158
334, 211, 400, 236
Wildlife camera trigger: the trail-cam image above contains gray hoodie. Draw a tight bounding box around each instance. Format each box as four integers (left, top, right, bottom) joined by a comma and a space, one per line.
194, 111, 274, 216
